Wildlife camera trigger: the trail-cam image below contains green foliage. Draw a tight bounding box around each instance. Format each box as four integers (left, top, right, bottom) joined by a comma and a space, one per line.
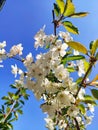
62, 21, 79, 34
76, 77, 83, 84
90, 39, 98, 56
62, 55, 85, 65
54, 3, 60, 17
1, 0, 98, 130
78, 104, 86, 114
54, 0, 88, 34
66, 41, 88, 54
70, 12, 88, 18
63, 0, 75, 17
66, 66, 75, 72
0, 84, 29, 130
56, 0, 65, 14
83, 95, 96, 105
91, 89, 98, 100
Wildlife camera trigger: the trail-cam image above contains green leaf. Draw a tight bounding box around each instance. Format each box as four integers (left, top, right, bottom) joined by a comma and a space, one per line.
82, 59, 92, 78
70, 12, 88, 18
13, 95, 19, 100
0, 113, 4, 120
64, 0, 75, 16
54, 3, 60, 16
76, 77, 83, 84
14, 112, 18, 120
61, 107, 69, 115
56, 0, 65, 14
6, 107, 10, 113
91, 89, 98, 100
62, 55, 85, 65
9, 118, 17, 123
7, 123, 13, 130
83, 95, 96, 105
8, 92, 13, 98
78, 104, 86, 114
4, 101, 13, 106
91, 75, 98, 82
6, 113, 12, 121
19, 100, 25, 105
83, 59, 89, 72
14, 102, 20, 108
10, 84, 17, 89
62, 21, 79, 34
23, 94, 29, 100
1, 105, 5, 112
90, 39, 98, 55
95, 52, 98, 60
17, 109, 23, 115
66, 67, 75, 72
2, 96, 9, 100
65, 55, 85, 61
66, 41, 88, 54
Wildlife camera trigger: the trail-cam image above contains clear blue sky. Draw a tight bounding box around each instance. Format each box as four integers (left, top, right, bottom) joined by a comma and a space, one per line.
0, 0, 98, 130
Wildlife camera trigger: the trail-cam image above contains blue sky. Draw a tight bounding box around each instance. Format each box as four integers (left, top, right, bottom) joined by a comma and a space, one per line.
0, 0, 98, 130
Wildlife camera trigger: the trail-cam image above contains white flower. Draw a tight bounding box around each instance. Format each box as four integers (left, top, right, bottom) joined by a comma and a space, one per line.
0, 49, 6, 55
0, 41, 6, 48
44, 117, 55, 130
51, 40, 68, 57
42, 78, 62, 93
87, 103, 94, 114
0, 48, 6, 60
9, 44, 23, 56
76, 60, 85, 77
24, 53, 33, 67
11, 64, 22, 77
76, 116, 82, 123
78, 88, 85, 100
57, 90, 75, 107
0, 60, 3, 67
15, 79, 24, 87
44, 34, 56, 45
60, 43, 68, 57
73, 50, 79, 55
67, 105, 79, 117
55, 64, 69, 81
34, 26, 46, 49
86, 116, 94, 126
58, 120, 67, 129
11, 64, 18, 77
59, 31, 73, 42
41, 99, 58, 117
0, 65, 3, 67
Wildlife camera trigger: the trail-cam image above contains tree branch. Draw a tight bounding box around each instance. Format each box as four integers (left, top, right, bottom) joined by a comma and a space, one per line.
52, 10, 57, 36
74, 118, 80, 130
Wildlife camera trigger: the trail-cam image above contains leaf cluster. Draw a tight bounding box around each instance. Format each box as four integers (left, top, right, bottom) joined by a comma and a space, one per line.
0, 84, 29, 130
53, 0, 88, 34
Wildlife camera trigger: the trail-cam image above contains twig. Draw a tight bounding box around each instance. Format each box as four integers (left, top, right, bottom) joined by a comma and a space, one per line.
75, 59, 95, 99
74, 118, 80, 130
52, 10, 57, 36
3, 89, 21, 123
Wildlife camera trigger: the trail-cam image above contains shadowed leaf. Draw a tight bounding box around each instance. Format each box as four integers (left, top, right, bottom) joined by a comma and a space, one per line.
70, 12, 88, 18
62, 21, 79, 34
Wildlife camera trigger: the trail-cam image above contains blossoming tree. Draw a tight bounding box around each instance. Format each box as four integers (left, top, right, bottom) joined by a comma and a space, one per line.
0, 0, 98, 130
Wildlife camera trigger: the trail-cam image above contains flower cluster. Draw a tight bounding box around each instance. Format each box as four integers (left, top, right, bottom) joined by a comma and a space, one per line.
0, 28, 96, 130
